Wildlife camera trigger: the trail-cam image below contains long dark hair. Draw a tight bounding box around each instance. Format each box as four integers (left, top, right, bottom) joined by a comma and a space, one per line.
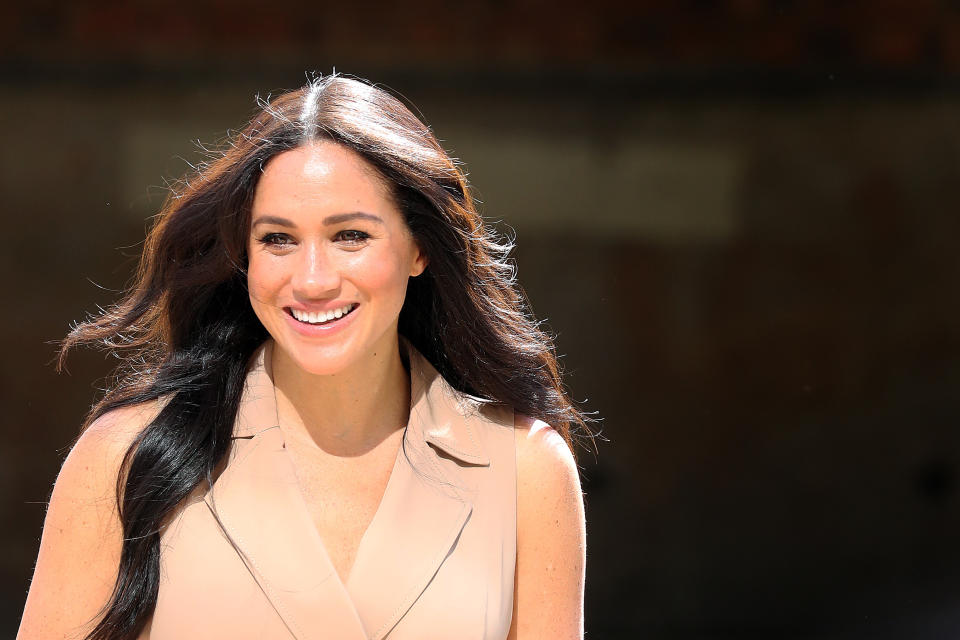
58, 72, 594, 640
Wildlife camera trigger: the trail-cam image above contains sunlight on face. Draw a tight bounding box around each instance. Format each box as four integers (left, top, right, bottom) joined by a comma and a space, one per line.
247, 141, 428, 377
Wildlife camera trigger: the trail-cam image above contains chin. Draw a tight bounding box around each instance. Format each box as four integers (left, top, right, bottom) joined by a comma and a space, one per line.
292, 356, 352, 377
277, 341, 356, 377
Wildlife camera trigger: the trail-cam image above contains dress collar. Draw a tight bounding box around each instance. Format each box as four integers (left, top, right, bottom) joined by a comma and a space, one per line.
233, 336, 491, 467
205, 335, 492, 639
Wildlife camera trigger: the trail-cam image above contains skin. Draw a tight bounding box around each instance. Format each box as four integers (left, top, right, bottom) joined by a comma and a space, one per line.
246, 141, 428, 585
246, 141, 427, 454
17, 141, 586, 639
507, 413, 586, 639
16, 403, 161, 640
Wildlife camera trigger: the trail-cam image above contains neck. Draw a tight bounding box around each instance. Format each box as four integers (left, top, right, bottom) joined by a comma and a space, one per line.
267, 335, 411, 457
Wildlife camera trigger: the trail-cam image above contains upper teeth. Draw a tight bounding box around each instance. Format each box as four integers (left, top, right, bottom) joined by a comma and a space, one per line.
291, 304, 355, 324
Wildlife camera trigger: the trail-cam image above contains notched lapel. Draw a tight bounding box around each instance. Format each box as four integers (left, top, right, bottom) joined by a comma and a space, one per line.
402, 336, 492, 470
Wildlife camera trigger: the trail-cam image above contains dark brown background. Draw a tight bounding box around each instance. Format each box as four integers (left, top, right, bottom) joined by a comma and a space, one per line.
3, 1, 960, 638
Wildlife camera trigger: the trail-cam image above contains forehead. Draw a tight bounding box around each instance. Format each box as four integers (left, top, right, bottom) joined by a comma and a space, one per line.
252, 142, 394, 211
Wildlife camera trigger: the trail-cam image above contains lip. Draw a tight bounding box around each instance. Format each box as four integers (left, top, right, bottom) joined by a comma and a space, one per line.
283, 303, 360, 337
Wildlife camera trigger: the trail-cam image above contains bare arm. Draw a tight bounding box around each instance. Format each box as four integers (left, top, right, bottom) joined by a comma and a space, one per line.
17, 404, 157, 640
507, 413, 587, 640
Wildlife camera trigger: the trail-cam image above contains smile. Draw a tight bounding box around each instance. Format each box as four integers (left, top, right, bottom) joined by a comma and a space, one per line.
287, 303, 358, 326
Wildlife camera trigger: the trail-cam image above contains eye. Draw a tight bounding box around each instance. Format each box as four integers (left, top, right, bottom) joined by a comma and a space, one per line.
257, 232, 294, 248
336, 229, 371, 245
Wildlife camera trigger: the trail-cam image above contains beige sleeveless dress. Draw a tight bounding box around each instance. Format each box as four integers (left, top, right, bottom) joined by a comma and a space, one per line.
146, 338, 517, 639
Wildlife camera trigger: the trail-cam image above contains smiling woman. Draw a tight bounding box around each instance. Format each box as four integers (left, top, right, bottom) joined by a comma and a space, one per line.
247, 142, 427, 380
17, 73, 591, 640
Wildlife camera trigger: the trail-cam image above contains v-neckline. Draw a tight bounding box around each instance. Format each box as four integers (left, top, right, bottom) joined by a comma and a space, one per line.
278, 424, 407, 590
262, 338, 412, 591
207, 337, 484, 639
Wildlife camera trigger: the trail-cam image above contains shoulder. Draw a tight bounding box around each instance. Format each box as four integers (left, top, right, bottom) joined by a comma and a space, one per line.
17, 400, 162, 638
62, 400, 163, 490
509, 413, 586, 638
513, 412, 581, 499
50, 399, 168, 525
80, 399, 162, 448
512, 412, 584, 544
46, 399, 164, 542
38, 401, 159, 548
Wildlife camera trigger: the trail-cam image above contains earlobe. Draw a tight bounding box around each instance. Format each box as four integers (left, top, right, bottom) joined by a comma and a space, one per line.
411, 249, 429, 277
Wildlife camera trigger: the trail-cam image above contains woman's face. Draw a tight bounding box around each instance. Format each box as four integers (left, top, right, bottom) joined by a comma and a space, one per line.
246, 141, 427, 377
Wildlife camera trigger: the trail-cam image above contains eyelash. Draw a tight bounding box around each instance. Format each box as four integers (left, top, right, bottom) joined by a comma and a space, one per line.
337, 230, 371, 244
257, 230, 371, 248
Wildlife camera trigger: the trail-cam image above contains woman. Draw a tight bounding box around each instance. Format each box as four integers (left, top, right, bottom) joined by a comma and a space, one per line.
18, 73, 589, 640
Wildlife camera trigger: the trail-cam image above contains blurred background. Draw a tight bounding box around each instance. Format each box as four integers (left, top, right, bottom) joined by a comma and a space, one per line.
3, 1, 960, 638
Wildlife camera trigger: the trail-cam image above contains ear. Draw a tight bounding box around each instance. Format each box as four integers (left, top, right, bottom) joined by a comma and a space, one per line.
410, 245, 429, 277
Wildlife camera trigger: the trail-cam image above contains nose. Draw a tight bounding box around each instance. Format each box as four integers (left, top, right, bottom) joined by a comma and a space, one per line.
291, 241, 341, 299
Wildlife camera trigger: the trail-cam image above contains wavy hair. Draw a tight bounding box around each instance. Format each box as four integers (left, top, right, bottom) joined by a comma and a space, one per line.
58, 72, 594, 640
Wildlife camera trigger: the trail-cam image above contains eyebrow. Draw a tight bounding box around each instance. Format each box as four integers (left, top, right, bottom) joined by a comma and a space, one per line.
250, 212, 385, 228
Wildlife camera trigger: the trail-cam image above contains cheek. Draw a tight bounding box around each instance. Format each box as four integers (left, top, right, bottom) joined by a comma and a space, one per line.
350, 250, 411, 298
246, 253, 284, 305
